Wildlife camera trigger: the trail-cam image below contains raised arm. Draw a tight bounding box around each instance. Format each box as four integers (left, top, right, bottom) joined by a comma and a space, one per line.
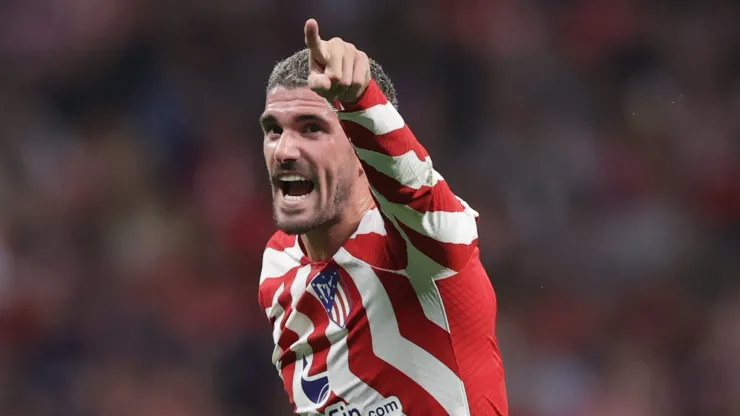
340, 84, 479, 278
304, 19, 480, 279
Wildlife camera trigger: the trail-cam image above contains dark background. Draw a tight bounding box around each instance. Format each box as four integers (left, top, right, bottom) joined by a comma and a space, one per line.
0, 0, 738, 415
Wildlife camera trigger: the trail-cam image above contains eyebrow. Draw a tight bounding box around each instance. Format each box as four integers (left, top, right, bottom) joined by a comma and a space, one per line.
259, 113, 329, 129
259, 114, 276, 129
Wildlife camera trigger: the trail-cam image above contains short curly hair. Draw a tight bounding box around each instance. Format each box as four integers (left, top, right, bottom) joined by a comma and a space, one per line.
266, 48, 398, 109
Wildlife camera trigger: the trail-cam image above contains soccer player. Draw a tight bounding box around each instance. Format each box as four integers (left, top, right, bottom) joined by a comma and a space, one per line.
258, 19, 508, 416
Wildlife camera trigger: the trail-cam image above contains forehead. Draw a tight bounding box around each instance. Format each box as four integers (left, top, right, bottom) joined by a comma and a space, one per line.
262, 87, 337, 121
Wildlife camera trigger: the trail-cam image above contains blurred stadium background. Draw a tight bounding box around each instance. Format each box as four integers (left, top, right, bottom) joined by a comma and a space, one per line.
0, 0, 738, 415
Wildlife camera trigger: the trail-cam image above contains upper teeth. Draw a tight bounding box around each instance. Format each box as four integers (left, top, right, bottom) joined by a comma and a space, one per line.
280, 174, 309, 182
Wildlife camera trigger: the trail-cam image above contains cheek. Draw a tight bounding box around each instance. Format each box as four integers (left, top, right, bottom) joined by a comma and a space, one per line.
325, 158, 354, 192
263, 144, 274, 168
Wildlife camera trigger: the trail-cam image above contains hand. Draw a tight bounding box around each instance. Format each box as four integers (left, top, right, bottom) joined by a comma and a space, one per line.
304, 18, 371, 106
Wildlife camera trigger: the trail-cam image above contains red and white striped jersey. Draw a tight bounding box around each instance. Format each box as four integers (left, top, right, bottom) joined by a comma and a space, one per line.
258, 80, 508, 416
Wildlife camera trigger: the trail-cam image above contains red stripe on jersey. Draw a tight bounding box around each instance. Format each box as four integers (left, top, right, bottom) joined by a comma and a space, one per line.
294, 286, 332, 375
342, 79, 388, 110
336, 290, 347, 323
266, 232, 311, 265
340, 80, 428, 160
436, 255, 508, 416
358, 161, 429, 205
356, 163, 467, 218
397, 221, 477, 272
337, 265, 450, 416
280, 361, 297, 409
344, 123, 429, 161
276, 329, 298, 368
274, 268, 301, 366
259, 266, 300, 311
374, 269, 460, 375
266, 232, 297, 251
412, 182, 467, 213
344, 228, 406, 270
276, 270, 300, 331
382, 212, 409, 269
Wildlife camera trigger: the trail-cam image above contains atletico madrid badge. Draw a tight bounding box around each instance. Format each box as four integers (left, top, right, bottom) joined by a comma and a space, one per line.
310, 268, 353, 329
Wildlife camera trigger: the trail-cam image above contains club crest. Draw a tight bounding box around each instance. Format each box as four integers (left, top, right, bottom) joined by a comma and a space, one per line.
310, 268, 352, 328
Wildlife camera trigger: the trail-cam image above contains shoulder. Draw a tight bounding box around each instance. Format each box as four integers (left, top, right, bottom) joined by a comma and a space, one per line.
260, 231, 304, 280
343, 208, 407, 270
264, 230, 299, 253
258, 231, 303, 308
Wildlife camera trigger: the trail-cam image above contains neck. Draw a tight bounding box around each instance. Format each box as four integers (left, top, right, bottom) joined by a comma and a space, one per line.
300, 190, 374, 262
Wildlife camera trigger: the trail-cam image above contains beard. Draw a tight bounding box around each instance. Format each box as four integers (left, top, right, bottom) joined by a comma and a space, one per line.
273, 173, 353, 236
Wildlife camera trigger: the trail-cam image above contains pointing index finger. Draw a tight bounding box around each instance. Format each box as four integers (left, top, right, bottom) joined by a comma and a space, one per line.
304, 19, 324, 60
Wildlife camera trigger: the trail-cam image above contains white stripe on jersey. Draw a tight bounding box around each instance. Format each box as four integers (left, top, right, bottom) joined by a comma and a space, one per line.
267, 282, 286, 365
406, 272, 451, 333
349, 208, 387, 239
332, 284, 348, 328
372, 198, 458, 281
285, 266, 315, 359
260, 238, 304, 283
301, 278, 387, 413
334, 248, 471, 415
330, 306, 339, 326
266, 282, 286, 323
339, 102, 405, 135
324, 310, 385, 412
358, 205, 455, 331
371, 190, 479, 245
288, 266, 322, 413
354, 147, 443, 190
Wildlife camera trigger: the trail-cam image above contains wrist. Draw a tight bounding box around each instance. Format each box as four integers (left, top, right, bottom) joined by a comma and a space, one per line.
341, 79, 380, 112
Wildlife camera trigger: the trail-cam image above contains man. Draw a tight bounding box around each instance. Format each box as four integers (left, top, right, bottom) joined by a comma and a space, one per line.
258, 19, 508, 416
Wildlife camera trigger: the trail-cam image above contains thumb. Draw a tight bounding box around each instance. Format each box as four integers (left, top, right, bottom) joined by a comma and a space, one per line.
308, 72, 332, 93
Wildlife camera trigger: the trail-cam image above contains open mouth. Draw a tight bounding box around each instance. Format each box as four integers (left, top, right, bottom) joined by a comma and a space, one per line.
278, 174, 315, 201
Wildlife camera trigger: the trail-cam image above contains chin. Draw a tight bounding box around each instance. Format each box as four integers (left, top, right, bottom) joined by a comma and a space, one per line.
274, 209, 339, 236
276, 222, 315, 235
274, 213, 320, 235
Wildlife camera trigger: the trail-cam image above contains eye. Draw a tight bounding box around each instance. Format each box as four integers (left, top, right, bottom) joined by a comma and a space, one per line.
264, 124, 282, 138
303, 123, 322, 135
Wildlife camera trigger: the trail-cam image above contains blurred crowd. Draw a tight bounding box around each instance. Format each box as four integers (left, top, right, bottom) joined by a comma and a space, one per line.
0, 0, 738, 415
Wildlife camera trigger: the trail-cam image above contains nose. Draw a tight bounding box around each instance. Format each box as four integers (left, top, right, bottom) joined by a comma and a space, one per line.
273, 131, 301, 164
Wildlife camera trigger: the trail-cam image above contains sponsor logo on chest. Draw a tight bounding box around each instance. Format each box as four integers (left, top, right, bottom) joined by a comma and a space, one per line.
325, 396, 404, 416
